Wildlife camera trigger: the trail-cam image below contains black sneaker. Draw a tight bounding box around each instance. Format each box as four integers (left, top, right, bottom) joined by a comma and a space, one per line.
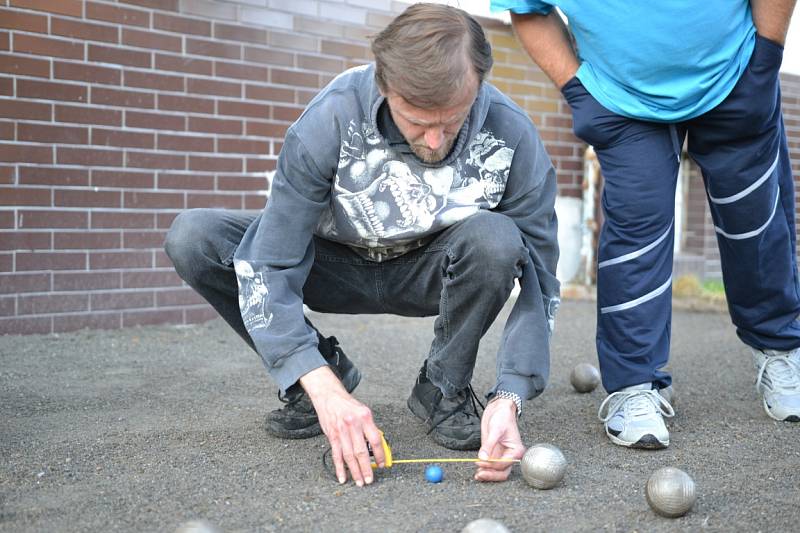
265, 336, 361, 439
407, 361, 483, 451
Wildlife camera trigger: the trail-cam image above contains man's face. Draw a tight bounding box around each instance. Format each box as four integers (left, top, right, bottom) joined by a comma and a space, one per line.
384, 76, 478, 164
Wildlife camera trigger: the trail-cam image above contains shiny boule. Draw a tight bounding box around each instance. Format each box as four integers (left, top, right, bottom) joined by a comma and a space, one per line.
645, 467, 696, 518
520, 443, 567, 489
461, 518, 511, 533
570, 363, 601, 393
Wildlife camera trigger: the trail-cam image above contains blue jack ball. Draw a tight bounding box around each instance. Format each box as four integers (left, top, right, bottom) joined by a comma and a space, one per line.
425, 465, 443, 483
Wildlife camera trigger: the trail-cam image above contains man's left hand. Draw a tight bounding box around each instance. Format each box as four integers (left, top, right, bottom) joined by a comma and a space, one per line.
474, 397, 525, 482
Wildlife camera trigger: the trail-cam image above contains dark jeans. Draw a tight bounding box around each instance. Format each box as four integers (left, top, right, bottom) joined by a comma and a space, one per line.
164, 209, 528, 396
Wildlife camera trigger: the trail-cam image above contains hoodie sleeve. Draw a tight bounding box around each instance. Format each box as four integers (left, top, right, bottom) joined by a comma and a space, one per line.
233, 114, 341, 394
489, 125, 560, 402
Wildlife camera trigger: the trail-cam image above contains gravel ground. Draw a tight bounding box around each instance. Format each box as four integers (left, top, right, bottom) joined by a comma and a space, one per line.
1, 299, 798, 532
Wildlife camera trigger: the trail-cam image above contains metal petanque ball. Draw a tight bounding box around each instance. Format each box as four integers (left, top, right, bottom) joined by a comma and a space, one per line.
175, 521, 220, 533
461, 518, 511, 533
645, 467, 696, 518
520, 443, 567, 489
570, 363, 601, 393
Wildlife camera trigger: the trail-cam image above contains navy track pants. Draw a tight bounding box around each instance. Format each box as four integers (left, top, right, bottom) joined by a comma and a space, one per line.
561, 34, 800, 393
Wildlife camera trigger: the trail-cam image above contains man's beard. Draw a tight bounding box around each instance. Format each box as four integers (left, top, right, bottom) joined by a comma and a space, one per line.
410, 137, 456, 164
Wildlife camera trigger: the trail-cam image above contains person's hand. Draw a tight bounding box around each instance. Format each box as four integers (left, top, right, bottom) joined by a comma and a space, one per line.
474, 397, 525, 482
300, 366, 385, 486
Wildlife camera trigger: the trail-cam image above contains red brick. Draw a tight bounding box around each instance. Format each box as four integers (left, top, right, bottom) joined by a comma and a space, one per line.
19, 79, 87, 103
186, 306, 218, 324
188, 38, 240, 62
270, 68, 318, 88
0, 8, 48, 33
158, 172, 214, 190
52, 17, 119, 44
0, 121, 12, 140
14, 33, 84, 60
218, 100, 270, 119
247, 158, 275, 173
18, 123, 88, 144
54, 188, 121, 208
123, 191, 184, 209
154, 13, 210, 36
0, 296, 15, 317
244, 194, 267, 210
245, 84, 293, 102
155, 247, 177, 266
0, 316, 52, 335
90, 250, 151, 269
0, 271, 50, 293
91, 290, 153, 310
120, 0, 178, 12
272, 141, 283, 156
0, 210, 13, 227
0, 32, 8, 51
0, 77, 11, 95
122, 269, 180, 288
272, 105, 302, 122
54, 231, 121, 249
123, 230, 167, 248
53, 312, 121, 332
123, 28, 182, 53
215, 61, 268, 82
217, 174, 269, 191
155, 53, 212, 76
54, 61, 121, 85
18, 293, 88, 314
124, 70, 184, 91
214, 23, 266, 45
320, 40, 369, 59
125, 110, 184, 131
88, 44, 150, 68
157, 133, 213, 152
0, 144, 52, 164
18, 209, 87, 229
57, 147, 123, 167
123, 308, 182, 327
189, 155, 241, 173
87, 2, 150, 28
186, 192, 242, 209
156, 212, 178, 229
186, 77, 240, 97
156, 287, 204, 306
91, 169, 154, 189
92, 86, 155, 109
19, 166, 88, 186
0, 54, 50, 77
218, 138, 269, 155
56, 104, 122, 126
53, 271, 120, 291
91, 127, 154, 149
11, 0, 82, 17
295, 89, 317, 105
243, 47, 293, 66
91, 211, 154, 229
158, 93, 214, 114
297, 54, 344, 73
126, 151, 186, 170
246, 120, 287, 138
0, 230, 50, 250
188, 116, 242, 135
16, 251, 85, 271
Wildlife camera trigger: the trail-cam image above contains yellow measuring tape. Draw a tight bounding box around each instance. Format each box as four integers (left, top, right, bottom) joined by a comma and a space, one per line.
369, 431, 520, 469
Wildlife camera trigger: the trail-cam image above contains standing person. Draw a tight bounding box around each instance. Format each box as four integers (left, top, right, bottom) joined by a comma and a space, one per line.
494, 0, 800, 448
165, 3, 560, 485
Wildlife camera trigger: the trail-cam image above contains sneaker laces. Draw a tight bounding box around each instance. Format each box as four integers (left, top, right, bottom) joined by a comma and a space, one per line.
428, 384, 484, 434
597, 388, 675, 423
756, 351, 800, 395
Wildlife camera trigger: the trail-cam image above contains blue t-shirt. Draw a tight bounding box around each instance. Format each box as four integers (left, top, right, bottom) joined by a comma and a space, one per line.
491, 0, 756, 122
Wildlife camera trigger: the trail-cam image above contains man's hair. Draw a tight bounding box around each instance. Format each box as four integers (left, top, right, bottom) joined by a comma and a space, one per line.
371, 3, 493, 109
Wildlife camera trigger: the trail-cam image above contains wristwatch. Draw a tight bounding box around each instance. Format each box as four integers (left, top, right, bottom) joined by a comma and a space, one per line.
492, 390, 522, 418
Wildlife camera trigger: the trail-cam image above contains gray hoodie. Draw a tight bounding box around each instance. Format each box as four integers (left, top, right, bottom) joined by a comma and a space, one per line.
233, 64, 560, 402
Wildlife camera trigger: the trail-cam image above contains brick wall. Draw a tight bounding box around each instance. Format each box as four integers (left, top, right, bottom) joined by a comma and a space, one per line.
0, 0, 579, 334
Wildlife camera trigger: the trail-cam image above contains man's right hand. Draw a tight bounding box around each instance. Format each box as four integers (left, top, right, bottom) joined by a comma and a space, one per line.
300, 366, 385, 486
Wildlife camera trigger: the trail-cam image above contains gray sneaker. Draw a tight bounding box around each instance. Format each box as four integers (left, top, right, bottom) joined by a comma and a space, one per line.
598, 383, 675, 449
265, 336, 361, 439
752, 347, 800, 422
